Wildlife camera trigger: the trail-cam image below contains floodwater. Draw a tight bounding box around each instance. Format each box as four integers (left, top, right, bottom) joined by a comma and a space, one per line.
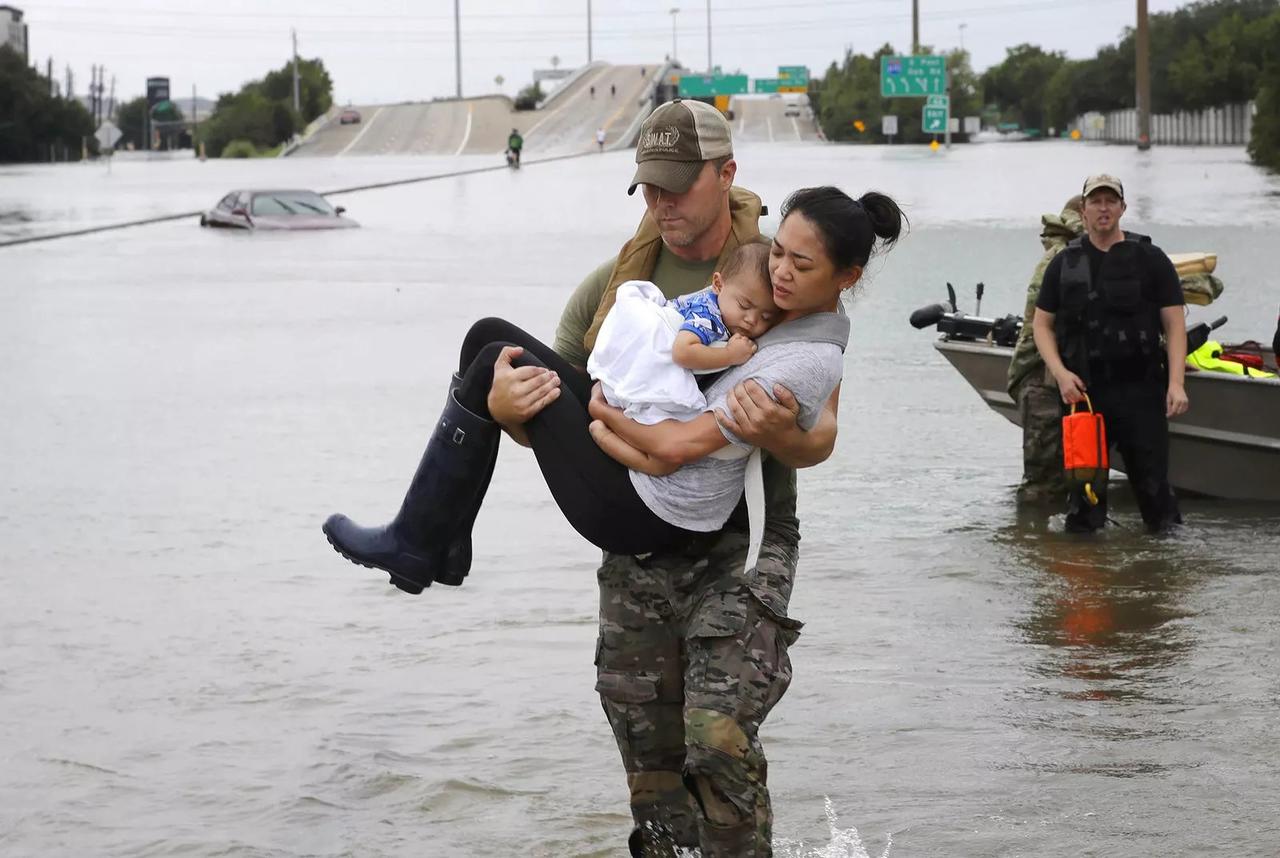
2, 142, 1279, 857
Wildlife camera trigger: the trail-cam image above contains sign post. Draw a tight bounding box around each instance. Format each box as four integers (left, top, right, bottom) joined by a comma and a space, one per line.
94, 120, 122, 172
881, 114, 898, 143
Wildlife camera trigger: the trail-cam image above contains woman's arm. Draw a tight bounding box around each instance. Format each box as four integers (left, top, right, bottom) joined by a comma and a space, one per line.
588, 421, 680, 476
717, 381, 839, 469
588, 384, 730, 467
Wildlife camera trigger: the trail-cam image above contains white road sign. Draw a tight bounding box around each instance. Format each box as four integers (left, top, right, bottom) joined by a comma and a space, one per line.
95, 121, 123, 150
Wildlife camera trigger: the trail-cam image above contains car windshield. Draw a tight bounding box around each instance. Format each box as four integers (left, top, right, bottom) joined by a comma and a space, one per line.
251, 192, 334, 216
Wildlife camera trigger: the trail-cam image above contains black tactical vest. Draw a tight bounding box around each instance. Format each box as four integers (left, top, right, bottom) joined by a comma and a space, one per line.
1053, 233, 1163, 382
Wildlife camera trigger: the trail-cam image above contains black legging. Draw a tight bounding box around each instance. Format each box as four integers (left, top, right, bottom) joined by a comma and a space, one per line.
454, 317, 700, 555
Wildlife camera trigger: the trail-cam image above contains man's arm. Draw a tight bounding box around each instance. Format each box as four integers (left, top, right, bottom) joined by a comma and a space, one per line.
1032, 308, 1086, 404
1161, 305, 1189, 416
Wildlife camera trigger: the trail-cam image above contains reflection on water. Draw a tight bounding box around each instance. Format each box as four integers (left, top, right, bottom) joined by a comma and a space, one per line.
1010, 509, 1197, 701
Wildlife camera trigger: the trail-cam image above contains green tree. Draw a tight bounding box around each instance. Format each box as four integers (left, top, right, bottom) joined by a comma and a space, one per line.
980, 44, 1067, 133
115, 96, 147, 149
514, 81, 544, 110
0, 44, 95, 162
1247, 9, 1280, 169
197, 55, 334, 157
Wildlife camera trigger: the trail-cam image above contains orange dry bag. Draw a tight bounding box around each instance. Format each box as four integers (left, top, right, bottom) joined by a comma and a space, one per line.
1062, 394, 1109, 505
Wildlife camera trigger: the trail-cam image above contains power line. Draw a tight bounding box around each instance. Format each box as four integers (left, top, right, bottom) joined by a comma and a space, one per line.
33, 0, 1117, 44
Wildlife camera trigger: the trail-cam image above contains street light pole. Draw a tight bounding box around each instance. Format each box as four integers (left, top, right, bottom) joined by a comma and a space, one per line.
670, 7, 679, 64
706, 0, 712, 72
1136, 0, 1151, 150
454, 0, 462, 99
912, 0, 919, 55
291, 28, 300, 114
587, 0, 592, 63
959, 22, 967, 52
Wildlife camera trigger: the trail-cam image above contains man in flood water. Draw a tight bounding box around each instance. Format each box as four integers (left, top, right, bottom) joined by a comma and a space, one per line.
1032, 174, 1188, 532
486, 98, 839, 856
1006, 194, 1083, 502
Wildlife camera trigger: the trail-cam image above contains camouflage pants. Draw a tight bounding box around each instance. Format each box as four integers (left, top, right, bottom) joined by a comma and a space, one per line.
1014, 366, 1067, 502
595, 528, 801, 858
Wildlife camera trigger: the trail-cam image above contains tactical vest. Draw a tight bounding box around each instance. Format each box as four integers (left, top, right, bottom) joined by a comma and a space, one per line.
1053, 233, 1163, 382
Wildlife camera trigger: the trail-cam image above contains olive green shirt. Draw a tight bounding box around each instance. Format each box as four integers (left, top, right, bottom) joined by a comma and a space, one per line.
554, 249, 802, 546
554, 252, 719, 369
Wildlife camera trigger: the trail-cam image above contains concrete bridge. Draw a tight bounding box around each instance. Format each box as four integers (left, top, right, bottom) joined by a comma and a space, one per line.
288, 62, 820, 159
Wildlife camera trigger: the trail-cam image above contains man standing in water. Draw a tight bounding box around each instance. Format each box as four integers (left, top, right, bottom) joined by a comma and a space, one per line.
1006, 194, 1083, 503
1032, 174, 1188, 532
487, 99, 838, 856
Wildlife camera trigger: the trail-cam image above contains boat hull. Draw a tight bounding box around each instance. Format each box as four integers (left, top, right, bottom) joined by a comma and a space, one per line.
934, 339, 1280, 501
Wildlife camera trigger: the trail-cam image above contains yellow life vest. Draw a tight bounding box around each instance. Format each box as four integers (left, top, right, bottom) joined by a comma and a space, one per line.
1186, 340, 1277, 378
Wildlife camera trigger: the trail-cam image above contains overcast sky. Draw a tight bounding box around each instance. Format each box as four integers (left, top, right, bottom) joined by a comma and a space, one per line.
18, 0, 1191, 106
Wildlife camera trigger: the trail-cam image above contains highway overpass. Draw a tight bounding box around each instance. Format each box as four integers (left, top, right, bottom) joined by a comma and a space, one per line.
289, 64, 822, 158
290, 63, 667, 158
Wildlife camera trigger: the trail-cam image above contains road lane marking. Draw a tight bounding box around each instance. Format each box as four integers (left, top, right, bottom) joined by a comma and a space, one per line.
791, 117, 801, 140
338, 106, 384, 157
766, 117, 774, 142
453, 103, 474, 156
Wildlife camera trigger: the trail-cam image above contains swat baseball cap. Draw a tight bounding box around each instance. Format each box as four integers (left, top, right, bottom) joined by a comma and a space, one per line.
1082, 174, 1124, 200
627, 99, 734, 196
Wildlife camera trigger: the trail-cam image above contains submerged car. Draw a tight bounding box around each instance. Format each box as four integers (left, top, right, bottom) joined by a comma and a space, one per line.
339, 109, 361, 125
199, 190, 359, 231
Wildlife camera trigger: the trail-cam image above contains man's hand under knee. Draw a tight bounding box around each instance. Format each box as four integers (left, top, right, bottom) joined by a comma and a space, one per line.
487, 345, 560, 446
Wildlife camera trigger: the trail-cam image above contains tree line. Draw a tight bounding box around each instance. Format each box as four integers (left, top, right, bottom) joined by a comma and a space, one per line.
808, 0, 1280, 169
0, 45, 95, 163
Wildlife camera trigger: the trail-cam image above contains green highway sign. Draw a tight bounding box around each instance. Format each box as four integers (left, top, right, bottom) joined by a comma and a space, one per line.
778, 65, 809, 85
922, 105, 948, 133
678, 73, 749, 98
926, 94, 950, 109
880, 55, 947, 97
754, 78, 781, 93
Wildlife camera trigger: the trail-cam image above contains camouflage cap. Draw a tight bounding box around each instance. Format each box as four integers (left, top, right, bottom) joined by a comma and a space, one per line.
628, 99, 733, 196
1082, 174, 1124, 200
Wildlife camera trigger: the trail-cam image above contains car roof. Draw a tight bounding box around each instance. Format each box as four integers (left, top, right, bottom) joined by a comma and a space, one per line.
232, 189, 328, 196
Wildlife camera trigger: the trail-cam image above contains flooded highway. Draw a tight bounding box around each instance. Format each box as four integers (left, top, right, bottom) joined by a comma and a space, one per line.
2, 141, 1279, 856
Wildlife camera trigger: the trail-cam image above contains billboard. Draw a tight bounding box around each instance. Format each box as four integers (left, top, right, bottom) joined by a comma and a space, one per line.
146, 77, 170, 108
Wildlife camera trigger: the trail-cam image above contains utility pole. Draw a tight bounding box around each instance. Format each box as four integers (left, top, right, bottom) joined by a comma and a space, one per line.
108, 75, 115, 120
65, 64, 73, 99
706, 0, 712, 72
669, 7, 679, 63
291, 29, 301, 114
912, 0, 919, 54
454, 0, 462, 99
1135, 0, 1151, 150
587, 0, 592, 63
192, 83, 198, 151
46, 57, 53, 96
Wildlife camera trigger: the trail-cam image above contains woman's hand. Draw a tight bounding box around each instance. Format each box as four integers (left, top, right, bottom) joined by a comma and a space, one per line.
716, 380, 801, 447
1166, 382, 1189, 417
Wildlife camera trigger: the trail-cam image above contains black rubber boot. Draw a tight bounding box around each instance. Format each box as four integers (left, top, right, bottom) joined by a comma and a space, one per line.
322, 389, 498, 594
436, 374, 500, 587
